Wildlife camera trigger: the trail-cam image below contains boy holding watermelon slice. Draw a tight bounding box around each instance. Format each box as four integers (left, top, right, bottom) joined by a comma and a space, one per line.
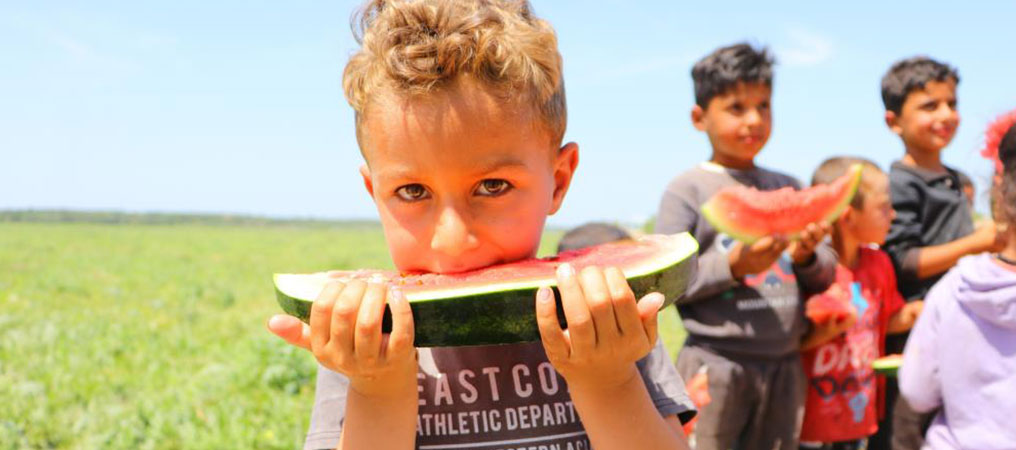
654, 43, 839, 450
876, 56, 1008, 450
797, 157, 924, 450
266, 1, 696, 449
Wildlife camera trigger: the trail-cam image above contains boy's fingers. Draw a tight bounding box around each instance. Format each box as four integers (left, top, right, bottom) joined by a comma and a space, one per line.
579, 266, 620, 342
311, 281, 344, 352
556, 263, 595, 355
636, 292, 665, 344
604, 267, 642, 336
354, 282, 388, 363
534, 286, 570, 361
331, 280, 368, 356
267, 315, 312, 351
386, 286, 415, 358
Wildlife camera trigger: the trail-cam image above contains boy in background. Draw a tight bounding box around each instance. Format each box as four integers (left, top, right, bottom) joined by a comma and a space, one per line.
798, 157, 923, 450
655, 42, 836, 450
877, 56, 1007, 450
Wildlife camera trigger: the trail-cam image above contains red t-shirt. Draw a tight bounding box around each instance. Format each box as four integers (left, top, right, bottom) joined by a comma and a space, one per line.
800, 247, 905, 442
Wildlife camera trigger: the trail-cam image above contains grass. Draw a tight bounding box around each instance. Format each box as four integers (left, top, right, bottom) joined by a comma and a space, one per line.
0, 222, 684, 449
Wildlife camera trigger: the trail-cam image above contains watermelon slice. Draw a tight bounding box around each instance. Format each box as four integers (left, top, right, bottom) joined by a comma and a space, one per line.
873, 354, 902, 377
805, 283, 857, 324
701, 164, 863, 243
273, 232, 698, 347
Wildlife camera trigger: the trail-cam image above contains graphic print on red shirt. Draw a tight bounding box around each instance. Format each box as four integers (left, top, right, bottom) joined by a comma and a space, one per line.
799, 248, 904, 443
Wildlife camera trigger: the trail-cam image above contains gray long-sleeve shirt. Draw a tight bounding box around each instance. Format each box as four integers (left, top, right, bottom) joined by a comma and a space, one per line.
655, 162, 837, 359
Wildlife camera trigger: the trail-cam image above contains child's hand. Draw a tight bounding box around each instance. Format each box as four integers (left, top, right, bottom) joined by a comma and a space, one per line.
801, 310, 857, 350
729, 235, 790, 279
888, 300, 924, 333
789, 222, 831, 265
267, 280, 418, 398
535, 263, 663, 391
971, 221, 1009, 254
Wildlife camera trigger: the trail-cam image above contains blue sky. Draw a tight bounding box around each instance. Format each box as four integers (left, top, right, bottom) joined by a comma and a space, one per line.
3, 1, 1014, 226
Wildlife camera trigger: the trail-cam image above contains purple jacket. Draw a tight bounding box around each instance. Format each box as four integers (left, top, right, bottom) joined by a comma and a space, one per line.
899, 253, 1016, 450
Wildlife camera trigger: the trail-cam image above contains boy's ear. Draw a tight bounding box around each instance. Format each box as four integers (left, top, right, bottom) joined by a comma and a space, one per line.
548, 142, 579, 215
691, 105, 707, 131
885, 110, 903, 136
359, 164, 375, 198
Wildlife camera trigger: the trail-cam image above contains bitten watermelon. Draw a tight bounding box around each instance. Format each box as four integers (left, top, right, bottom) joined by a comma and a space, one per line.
701, 164, 863, 243
805, 283, 857, 324
274, 232, 698, 347
873, 354, 902, 377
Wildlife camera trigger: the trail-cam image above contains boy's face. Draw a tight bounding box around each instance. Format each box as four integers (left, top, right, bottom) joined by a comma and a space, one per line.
358, 80, 578, 274
886, 79, 959, 154
842, 172, 895, 245
692, 82, 772, 169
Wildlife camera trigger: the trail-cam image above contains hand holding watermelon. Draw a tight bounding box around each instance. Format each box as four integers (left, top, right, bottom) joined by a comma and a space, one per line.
534, 263, 664, 391
267, 279, 418, 397
787, 221, 832, 265
804, 283, 858, 324
728, 235, 791, 279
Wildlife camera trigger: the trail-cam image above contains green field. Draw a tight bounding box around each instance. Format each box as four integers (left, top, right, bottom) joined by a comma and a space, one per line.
0, 222, 684, 449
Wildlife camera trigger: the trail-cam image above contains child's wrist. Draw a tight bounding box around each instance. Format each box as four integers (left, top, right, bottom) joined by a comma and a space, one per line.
564, 365, 640, 395
349, 369, 418, 400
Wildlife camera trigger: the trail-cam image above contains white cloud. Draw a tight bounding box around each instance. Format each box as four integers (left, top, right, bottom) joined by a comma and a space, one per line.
777, 28, 833, 67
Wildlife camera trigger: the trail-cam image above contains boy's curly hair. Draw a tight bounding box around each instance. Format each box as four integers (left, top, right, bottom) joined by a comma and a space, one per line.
880, 56, 959, 115
343, 0, 566, 147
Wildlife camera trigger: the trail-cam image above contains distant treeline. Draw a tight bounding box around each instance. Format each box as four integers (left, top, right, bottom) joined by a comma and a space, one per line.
0, 210, 378, 228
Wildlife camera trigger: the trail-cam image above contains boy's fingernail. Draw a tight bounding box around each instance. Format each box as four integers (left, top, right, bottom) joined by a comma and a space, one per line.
268, 315, 287, 329
646, 292, 665, 308
537, 286, 553, 304
388, 286, 404, 304
556, 263, 575, 279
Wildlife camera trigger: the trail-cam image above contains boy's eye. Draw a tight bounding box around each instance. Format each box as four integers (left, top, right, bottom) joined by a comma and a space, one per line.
728, 103, 745, 114
475, 179, 512, 197
395, 184, 430, 201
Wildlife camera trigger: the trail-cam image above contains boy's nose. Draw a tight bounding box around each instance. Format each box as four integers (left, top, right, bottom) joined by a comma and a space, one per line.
430, 206, 480, 256
744, 108, 763, 126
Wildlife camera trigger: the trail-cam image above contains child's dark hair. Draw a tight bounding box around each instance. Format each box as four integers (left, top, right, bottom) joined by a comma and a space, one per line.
557, 222, 632, 253
880, 56, 960, 115
811, 156, 882, 210
691, 43, 774, 108
995, 124, 1016, 224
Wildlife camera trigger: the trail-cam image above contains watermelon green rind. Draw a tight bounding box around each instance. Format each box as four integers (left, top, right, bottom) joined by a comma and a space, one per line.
700, 164, 863, 244
873, 354, 902, 377
819, 164, 863, 227
273, 232, 698, 347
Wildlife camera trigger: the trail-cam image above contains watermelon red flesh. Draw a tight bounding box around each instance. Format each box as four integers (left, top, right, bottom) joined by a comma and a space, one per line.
274, 232, 698, 347
805, 287, 857, 324
701, 164, 862, 243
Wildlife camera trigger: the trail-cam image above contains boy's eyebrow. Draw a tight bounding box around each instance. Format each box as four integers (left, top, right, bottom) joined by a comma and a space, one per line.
475, 154, 531, 173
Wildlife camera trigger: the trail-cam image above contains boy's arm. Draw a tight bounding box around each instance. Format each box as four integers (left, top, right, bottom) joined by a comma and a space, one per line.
535, 265, 689, 450
800, 314, 856, 351
887, 300, 923, 334
911, 224, 1005, 279
790, 227, 837, 294
885, 178, 1004, 282
268, 281, 419, 450
655, 181, 739, 302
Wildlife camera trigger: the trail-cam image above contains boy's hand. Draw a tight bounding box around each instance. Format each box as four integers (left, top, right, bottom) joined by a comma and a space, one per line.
788, 222, 831, 265
729, 235, 790, 280
888, 300, 924, 334
535, 264, 663, 391
970, 221, 1009, 254
267, 280, 418, 398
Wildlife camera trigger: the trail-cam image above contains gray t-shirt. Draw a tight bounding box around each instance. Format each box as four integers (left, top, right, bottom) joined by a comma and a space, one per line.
304, 340, 694, 450
654, 162, 837, 359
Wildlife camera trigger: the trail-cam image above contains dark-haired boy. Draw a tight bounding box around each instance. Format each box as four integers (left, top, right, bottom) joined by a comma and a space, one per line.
655, 42, 837, 450
875, 56, 1007, 450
